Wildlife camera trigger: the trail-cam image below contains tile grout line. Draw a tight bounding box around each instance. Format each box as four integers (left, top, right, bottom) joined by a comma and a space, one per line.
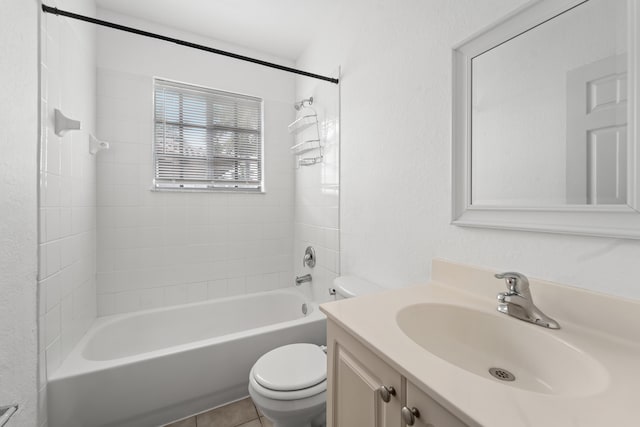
168, 397, 264, 427
251, 399, 261, 427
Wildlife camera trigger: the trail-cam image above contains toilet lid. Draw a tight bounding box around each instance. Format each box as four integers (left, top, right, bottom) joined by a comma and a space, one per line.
253, 344, 326, 391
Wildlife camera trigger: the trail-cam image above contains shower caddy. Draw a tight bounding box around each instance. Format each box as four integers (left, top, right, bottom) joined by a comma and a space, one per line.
288, 97, 323, 166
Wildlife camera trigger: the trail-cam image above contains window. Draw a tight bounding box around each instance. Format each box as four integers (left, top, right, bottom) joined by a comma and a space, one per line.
153, 78, 263, 191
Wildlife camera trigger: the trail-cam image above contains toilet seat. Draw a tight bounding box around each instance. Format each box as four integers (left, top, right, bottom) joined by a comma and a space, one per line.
250, 343, 327, 401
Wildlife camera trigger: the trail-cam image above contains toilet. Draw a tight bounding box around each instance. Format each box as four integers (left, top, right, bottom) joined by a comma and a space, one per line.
248, 276, 384, 427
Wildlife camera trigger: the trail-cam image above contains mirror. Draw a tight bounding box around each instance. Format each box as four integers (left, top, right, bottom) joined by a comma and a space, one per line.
452, 0, 640, 238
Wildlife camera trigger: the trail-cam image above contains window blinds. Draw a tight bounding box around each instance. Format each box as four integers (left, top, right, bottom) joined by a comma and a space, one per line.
154, 79, 263, 191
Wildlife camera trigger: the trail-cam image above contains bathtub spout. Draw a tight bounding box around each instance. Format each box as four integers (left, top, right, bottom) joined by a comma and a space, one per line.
295, 274, 312, 285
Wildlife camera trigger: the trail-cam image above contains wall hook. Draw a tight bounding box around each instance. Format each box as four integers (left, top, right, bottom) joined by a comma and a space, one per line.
89, 134, 110, 155
54, 109, 81, 136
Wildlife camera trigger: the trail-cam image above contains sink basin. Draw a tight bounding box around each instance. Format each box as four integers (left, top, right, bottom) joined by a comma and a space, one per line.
396, 303, 608, 396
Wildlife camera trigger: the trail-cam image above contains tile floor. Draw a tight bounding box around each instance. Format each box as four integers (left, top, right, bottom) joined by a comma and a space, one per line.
165, 397, 273, 427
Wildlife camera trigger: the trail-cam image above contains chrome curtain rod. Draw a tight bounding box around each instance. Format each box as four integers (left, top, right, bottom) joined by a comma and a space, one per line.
41, 4, 340, 85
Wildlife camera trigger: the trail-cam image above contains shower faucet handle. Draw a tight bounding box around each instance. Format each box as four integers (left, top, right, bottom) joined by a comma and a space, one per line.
303, 246, 316, 268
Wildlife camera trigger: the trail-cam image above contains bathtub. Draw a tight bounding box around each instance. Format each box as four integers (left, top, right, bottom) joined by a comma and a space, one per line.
48, 287, 326, 427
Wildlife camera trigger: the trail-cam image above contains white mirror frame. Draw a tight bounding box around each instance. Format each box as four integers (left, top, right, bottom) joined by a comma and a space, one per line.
452, 0, 640, 239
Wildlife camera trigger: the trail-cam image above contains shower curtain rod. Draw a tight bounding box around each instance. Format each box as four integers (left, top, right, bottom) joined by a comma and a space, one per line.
41, 4, 340, 85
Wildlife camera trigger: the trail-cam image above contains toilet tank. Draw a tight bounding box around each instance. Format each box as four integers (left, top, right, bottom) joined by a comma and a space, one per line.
333, 276, 384, 300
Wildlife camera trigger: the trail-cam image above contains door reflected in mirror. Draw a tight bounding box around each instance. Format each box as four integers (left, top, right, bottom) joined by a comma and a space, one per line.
470, 0, 628, 207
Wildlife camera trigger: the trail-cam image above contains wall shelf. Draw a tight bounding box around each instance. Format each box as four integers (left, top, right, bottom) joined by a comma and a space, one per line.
290, 139, 321, 154
298, 156, 323, 166
287, 114, 318, 134
289, 107, 323, 167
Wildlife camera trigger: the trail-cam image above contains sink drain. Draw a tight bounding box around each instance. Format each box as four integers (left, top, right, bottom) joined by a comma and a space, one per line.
489, 367, 516, 382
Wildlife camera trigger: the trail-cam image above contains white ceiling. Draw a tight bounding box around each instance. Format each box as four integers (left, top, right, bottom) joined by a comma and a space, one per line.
95, 0, 335, 61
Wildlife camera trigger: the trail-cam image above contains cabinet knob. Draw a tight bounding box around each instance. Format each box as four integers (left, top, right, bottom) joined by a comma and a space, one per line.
377, 385, 396, 403
401, 406, 420, 425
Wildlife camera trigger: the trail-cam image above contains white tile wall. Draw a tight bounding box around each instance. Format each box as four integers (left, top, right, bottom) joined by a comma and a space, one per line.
37, 22, 337, 427
38, 1, 98, 425
94, 13, 298, 314
293, 76, 341, 303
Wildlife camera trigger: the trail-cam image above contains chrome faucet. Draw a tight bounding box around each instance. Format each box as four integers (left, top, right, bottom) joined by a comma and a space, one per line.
495, 272, 560, 329
295, 274, 312, 286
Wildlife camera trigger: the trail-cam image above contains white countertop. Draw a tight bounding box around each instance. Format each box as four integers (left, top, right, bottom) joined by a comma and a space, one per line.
320, 259, 640, 427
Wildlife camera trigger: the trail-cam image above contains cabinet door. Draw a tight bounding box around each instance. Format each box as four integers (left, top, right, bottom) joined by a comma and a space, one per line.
404, 382, 468, 427
327, 321, 402, 427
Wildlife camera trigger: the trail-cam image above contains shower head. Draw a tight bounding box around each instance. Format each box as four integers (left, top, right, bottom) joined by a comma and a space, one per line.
294, 97, 313, 110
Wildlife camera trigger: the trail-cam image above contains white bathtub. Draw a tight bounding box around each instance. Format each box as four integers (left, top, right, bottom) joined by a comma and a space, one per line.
48, 287, 326, 427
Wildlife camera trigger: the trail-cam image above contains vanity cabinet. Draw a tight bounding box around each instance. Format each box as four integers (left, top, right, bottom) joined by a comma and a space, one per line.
405, 382, 467, 427
329, 320, 402, 427
327, 319, 468, 427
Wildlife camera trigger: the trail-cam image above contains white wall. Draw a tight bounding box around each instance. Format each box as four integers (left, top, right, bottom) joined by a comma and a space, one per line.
95, 10, 297, 315
0, 1, 39, 425
293, 77, 341, 303
39, 0, 98, 419
297, 0, 640, 300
